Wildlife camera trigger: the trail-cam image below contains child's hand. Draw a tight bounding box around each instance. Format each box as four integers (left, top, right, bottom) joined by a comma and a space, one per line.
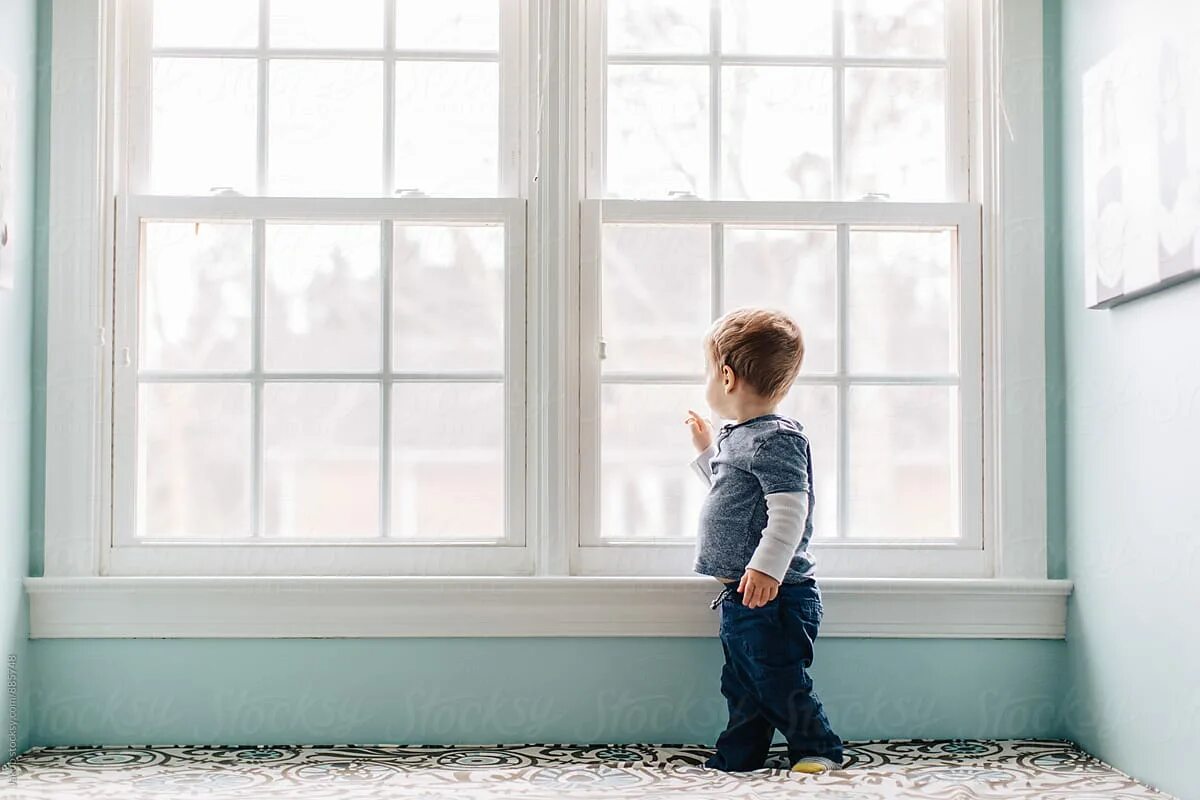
685, 409, 715, 453
737, 568, 779, 608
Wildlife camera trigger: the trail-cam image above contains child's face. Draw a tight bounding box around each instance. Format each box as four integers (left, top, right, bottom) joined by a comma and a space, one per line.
704, 356, 734, 420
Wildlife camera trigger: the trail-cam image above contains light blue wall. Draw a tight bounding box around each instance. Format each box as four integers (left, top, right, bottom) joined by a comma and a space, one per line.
28, 0, 50, 582
29, 638, 1065, 745
0, 0, 38, 764
20, 4, 1070, 751
1043, 0, 1067, 583
1056, 1, 1200, 798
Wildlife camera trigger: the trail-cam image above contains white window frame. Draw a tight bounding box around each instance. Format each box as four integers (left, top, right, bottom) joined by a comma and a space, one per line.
104, 0, 534, 575
110, 196, 530, 576
121, 0, 526, 199
575, 0, 984, 578
576, 200, 985, 579
29, 0, 1068, 638
584, 0, 972, 203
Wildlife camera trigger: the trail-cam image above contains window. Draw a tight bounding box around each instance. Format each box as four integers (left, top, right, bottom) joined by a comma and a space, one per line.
108, 0, 529, 574
97, 0, 993, 580
577, 0, 985, 577
34, 0, 1059, 636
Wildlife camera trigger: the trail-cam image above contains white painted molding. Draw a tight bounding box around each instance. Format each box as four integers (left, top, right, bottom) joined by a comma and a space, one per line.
988, 0, 1049, 578
43, 0, 113, 577
530, 0, 578, 577
25, 577, 1073, 639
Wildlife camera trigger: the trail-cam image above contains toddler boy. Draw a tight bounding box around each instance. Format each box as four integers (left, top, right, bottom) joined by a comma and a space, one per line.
685, 307, 843, 774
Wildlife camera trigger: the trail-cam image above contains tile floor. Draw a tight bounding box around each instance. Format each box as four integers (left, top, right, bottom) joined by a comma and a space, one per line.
1, 740, 1175, 799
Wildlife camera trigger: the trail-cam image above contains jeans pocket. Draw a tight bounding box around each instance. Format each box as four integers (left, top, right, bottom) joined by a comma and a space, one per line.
723, 597, 788, 671
781, 598, 821, 662
800, 598, 823, 623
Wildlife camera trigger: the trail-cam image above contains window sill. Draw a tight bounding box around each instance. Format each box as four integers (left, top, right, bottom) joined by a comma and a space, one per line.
24, 576, 1072, 639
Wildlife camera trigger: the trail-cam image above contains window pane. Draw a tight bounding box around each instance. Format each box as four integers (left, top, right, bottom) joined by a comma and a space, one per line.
392, 383, 505, 540
601, 383, 709, 540
722, 67, 834, 200
269, 60, 383, 195
264, 223, 381, 372
395, 0, 499, 51
151, 58, 257, 195
845, 0, 946, 58
724, 227, 837, 374
393, 225, 505, 372
848, 385, 958, 539
721, 0, 832, 56
137, 383, 252, 538
141, 222, 252, 372
394, 62, 499, 197
607, 0, 708, 55
776, 384, 838, 539
263, 383, 380, 538
607, 65, 709, 198
152, 0, 258, 48
270, 0, 384, 49
602, 224, 711, 374
844, 67, 947, 201
848, 228, 954, 374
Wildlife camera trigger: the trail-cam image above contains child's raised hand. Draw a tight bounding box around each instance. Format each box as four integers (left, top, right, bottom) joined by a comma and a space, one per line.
685, 409, 715, 453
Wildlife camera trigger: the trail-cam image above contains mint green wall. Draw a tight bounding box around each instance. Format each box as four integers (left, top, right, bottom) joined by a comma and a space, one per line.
29, 638, 1065, 745
21, 5, 1070, 751
1056, 1, 1200, 798
0, 0, 37, 764
1043, 0, 1067, 582
28, 0, 50, 582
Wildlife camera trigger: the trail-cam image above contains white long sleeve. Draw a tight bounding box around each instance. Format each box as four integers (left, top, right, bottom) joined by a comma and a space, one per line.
690, 444, 718, 486
746, 492, 810, 583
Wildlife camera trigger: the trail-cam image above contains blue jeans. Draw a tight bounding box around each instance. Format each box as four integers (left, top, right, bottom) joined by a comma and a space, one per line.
706, 580, 843, 771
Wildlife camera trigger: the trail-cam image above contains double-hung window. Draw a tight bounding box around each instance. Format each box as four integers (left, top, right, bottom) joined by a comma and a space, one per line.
88, 0, 1006, 582
577, 0, 985, 577
31, 0, 1065, 637
109, 0, 529, 575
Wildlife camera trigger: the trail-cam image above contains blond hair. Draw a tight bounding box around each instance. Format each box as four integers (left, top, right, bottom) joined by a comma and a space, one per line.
704, 308, 805, 399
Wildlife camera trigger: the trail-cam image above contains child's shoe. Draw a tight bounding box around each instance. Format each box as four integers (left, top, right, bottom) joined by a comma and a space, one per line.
790, 757, 838, 774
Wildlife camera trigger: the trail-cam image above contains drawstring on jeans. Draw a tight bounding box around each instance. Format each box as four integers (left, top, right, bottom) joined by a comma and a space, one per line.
710, 585, 737, 609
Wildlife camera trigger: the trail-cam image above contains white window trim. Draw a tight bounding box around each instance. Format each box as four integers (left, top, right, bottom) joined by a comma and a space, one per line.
112, 0, 535, 574
576, 199, 986, 578
584, 0, 973, 203
29, 0, 1065, 638
109, 195, 531, 576
26, 576, 1072, 639
570, 0, 1015, 580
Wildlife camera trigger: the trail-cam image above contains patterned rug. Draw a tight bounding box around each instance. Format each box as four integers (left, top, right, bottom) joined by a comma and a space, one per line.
1, 740, 1174, 799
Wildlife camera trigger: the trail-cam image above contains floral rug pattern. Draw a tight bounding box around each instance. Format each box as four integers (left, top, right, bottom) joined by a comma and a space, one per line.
1, 740, 1175, 799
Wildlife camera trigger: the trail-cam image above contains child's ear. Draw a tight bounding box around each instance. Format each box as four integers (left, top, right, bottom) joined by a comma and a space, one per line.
722, 364, 736, 393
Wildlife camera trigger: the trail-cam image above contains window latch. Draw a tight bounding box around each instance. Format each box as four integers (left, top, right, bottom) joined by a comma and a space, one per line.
598, 338, 607, 360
